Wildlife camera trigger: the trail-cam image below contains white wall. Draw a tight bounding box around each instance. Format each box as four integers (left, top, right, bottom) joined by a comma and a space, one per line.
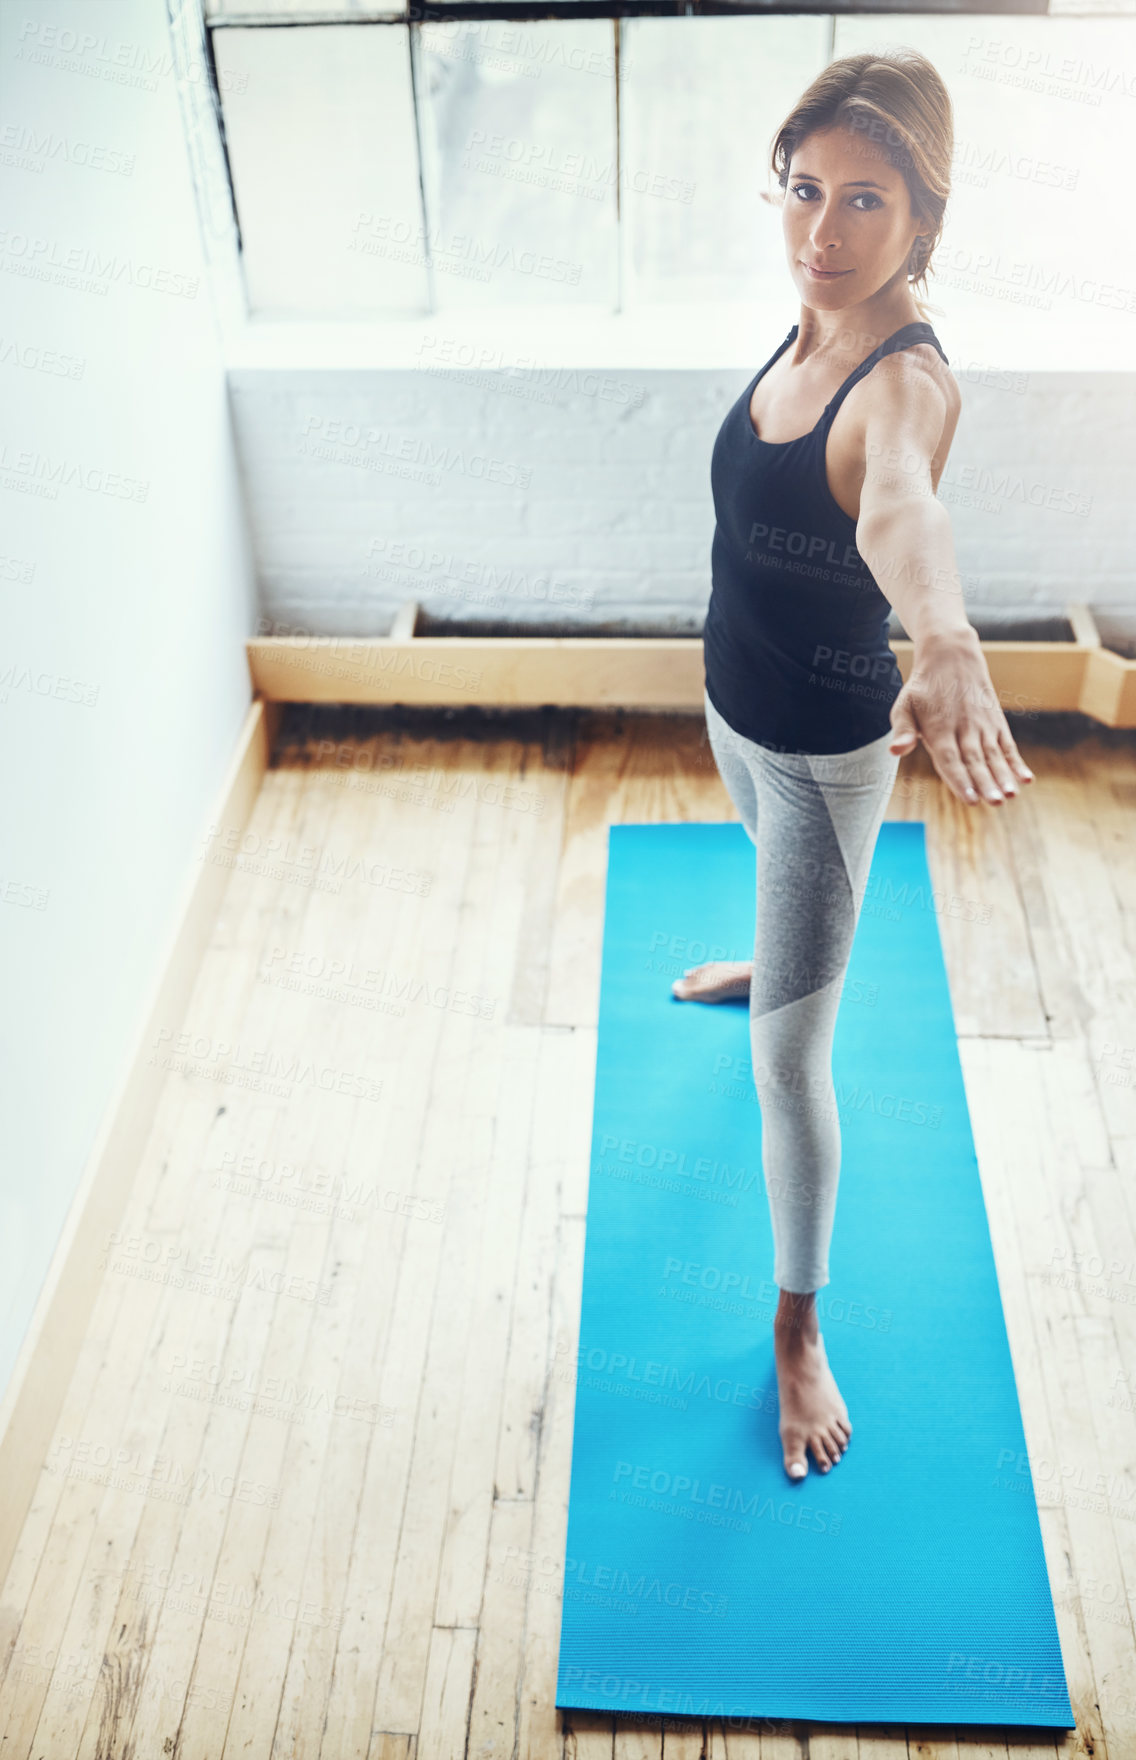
227, 351, 1136, 638
0, 0, 258, 1398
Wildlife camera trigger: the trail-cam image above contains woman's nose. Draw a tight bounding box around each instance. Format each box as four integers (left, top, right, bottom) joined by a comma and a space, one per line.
810, 208, 842, 248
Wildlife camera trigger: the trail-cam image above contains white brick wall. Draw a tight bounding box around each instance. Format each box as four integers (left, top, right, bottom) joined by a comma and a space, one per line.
228, 363, 1136, 638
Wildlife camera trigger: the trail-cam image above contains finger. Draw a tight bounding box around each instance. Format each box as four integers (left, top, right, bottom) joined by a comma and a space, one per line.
980, 729, 1020, 798
888, 705, 920, 754
996, 722, 1034, 784
957, 731, 1006, 804
929, 737, 984, 805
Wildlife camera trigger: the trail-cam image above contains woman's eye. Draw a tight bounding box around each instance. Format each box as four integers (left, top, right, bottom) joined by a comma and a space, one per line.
789, 184, 882, 211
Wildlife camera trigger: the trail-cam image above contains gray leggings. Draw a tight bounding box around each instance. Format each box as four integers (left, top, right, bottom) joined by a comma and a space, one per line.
703, 688, 900, 1294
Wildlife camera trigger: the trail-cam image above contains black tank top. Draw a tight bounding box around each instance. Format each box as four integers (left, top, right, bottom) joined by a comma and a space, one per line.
703, 320, 949, 755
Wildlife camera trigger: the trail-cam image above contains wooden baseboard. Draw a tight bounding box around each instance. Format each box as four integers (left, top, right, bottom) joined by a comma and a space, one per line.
0, 694, 278, 1590
246, 603, 1136, 727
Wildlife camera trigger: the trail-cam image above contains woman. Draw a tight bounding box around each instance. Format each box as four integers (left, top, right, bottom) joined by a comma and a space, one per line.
674, 49, 1034, 1483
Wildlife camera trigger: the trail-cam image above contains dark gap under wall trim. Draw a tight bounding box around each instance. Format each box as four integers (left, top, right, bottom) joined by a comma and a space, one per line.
409, 611, 1086, 644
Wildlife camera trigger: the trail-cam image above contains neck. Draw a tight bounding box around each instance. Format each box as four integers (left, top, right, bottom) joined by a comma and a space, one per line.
794, 283, 926, 362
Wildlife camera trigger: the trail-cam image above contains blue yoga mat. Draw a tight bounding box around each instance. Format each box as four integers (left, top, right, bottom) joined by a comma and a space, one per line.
556, 820, 1074, 1730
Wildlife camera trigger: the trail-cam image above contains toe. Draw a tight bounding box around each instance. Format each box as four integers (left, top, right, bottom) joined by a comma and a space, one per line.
782, 1438, 808, 1480
811, 1434, 833, 1471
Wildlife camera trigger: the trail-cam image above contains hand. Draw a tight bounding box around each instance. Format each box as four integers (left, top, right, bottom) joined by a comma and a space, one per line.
887, 631, 1035, 805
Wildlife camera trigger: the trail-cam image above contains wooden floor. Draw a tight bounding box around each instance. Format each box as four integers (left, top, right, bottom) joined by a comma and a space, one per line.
1, 703, 1133, 1760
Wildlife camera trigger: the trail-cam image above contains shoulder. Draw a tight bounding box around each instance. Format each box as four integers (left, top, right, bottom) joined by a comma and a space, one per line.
852, 339, 958, 452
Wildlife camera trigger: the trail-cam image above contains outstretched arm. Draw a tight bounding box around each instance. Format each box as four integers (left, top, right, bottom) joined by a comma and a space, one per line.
853, 355, 1034, 807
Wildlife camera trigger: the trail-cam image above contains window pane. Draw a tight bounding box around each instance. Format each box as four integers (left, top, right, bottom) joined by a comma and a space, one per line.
621, 16, 832, 307
416, 19, 618, 307
1048, 0, 1136, 13
212, 24, 425, 316
207, 1, 407, 18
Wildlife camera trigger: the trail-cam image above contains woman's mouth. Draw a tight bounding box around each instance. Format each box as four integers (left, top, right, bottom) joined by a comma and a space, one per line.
802, 262, 851, 279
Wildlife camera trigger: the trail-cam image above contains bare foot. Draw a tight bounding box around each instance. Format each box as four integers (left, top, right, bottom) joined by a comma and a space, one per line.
774, 1294, 851, 1480
671, 959, 752, 1002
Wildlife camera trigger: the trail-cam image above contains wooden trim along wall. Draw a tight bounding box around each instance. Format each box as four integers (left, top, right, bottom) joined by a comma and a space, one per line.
245, 601, 1136, 727
0, 695, 282, 1593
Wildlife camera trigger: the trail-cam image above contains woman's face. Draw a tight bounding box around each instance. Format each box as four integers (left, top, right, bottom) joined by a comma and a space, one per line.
782, 124, 931, 310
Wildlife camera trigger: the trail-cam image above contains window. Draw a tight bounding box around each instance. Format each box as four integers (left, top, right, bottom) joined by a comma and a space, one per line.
207, 0, 1135, 341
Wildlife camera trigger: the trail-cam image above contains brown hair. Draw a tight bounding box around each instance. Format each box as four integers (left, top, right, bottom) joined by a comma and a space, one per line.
769, 48, 953, 321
